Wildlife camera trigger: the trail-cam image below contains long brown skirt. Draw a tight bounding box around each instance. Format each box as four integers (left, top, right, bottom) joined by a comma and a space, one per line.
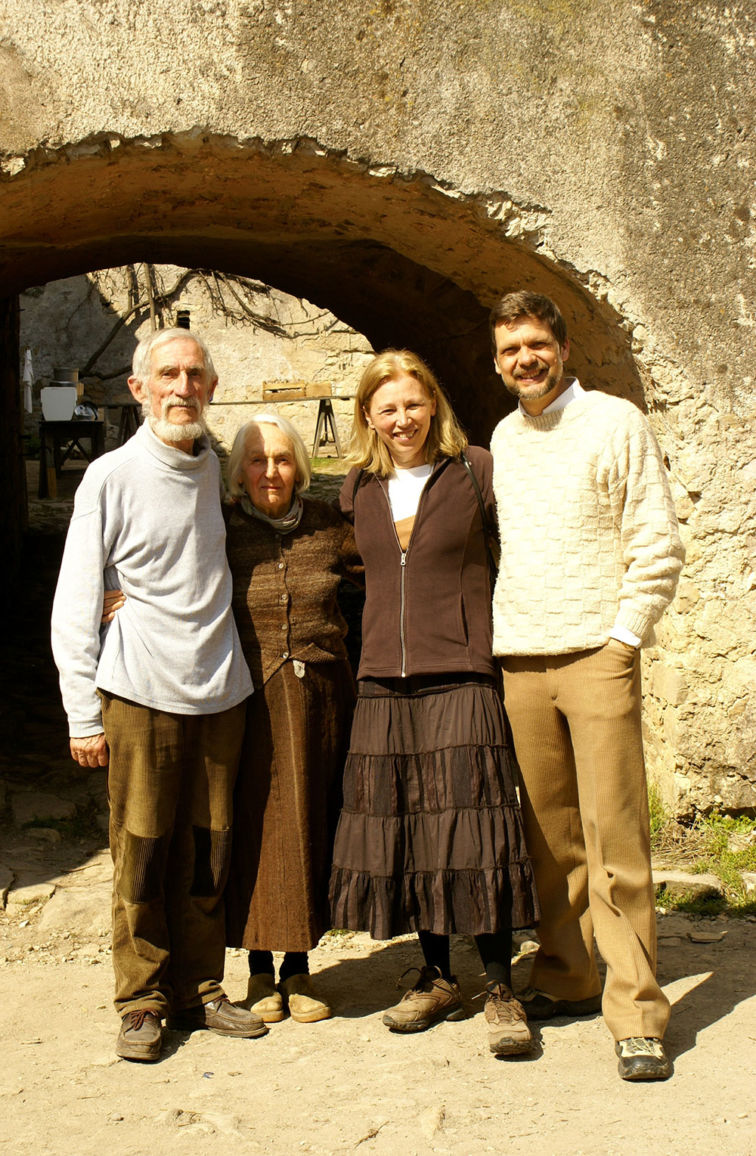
328, 673, 539, 940
225, 659, 355, 953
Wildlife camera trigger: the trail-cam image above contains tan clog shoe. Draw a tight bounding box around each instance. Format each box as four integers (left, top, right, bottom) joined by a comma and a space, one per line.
245, 973, 285, 1023
279, 973, 332, 1023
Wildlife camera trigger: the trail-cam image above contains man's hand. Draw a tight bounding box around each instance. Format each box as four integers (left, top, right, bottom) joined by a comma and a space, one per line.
70, 734, 109, 768
102, 588, 126, 623
607, 637, 637, 654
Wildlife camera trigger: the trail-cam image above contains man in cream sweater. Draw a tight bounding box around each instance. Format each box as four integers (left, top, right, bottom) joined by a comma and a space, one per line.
489, 291, 684, 1081
51, 329, 264, 1062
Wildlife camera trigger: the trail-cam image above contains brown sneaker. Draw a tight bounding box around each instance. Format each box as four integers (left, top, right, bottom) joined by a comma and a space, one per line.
116, 1009, 163, 1062
616, 1036, 672, 1081
483, 982, 533, 1055
167, 994, 268, 1038
382, 966, 465, 1033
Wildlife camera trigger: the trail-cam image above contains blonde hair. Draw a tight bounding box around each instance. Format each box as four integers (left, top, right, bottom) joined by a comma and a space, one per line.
349, 349, 468, 476
227, 415, 312, 499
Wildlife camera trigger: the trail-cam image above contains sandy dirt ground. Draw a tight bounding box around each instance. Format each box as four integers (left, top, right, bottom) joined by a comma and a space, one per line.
1, 853, 754, 1156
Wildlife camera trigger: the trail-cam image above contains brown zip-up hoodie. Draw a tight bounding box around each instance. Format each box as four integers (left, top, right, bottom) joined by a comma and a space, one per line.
339, 446, 497, 680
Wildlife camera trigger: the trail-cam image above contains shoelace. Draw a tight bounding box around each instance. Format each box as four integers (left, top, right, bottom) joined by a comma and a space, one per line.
472, 981, 516, 1004
618, 1037, 663, 1057
126, 1009, 157, 1031
474, 985, 527, 1027
394, 964, 445, 992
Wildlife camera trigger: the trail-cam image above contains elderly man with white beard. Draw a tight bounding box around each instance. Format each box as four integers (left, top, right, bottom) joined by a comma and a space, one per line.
51, 329, 265, 1063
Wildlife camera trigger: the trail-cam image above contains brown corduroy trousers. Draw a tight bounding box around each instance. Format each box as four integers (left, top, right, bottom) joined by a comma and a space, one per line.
501, 641, 670, 1041
101, 693, 246, 1018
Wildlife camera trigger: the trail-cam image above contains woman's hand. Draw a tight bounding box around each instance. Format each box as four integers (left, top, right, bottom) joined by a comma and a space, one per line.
102, 588, 126, 624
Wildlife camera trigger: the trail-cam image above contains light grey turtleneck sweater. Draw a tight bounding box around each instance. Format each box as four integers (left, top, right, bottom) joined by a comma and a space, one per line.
51, 422, 252, 736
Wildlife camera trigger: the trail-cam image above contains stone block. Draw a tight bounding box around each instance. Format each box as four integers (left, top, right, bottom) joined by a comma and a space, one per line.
649, 663, 688, 707
663, 711, 681, 747
11, 792, 77, 827
6, 881, 56, 907
674, 495, 695, 522
741, 872, 756, 895
652, 869, 723, 900
674, 580, 700, 612
721, 657, 756, 701
27, 827, 62, 844
38, 882, 114, 935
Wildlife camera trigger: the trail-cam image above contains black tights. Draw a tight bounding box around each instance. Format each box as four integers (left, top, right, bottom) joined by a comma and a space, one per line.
417, 930, 512, 988
248, 950, 309, 984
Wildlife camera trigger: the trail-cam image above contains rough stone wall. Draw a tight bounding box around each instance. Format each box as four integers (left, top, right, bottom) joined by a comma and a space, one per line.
0, 0, 754, 814
20, 267, 372, 456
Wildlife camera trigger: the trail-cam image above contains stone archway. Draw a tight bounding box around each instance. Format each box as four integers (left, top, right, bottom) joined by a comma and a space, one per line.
1, 132, 643, 589
2, 132, 644, 405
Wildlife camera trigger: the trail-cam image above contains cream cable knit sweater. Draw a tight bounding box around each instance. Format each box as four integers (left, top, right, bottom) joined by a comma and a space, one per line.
491, 387, 684, 656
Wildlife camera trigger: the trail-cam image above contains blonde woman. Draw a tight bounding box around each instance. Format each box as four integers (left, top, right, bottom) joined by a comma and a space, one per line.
328, 351, 539, 1057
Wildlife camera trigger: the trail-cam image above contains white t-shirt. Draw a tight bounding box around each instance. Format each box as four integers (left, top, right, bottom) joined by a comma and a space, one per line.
387, 463, 433, 520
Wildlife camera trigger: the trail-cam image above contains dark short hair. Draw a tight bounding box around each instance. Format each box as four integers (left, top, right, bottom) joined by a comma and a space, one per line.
489, 292, 568, 352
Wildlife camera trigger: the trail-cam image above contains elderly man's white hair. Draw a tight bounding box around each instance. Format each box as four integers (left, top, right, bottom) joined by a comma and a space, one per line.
131, 327, 217, 383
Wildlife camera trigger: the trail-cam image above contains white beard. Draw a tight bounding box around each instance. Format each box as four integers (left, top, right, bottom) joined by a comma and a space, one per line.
148, 414, 207, 443
144, 396, 207, 444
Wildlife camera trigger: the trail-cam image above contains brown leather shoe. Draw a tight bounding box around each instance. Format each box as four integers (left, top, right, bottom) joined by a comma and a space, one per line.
483, 983, 533, 1055
116, 1009, 163, 1062
616, 1036, 672, 1081
167, 995, 268, 1038
382, 966, 465, 1033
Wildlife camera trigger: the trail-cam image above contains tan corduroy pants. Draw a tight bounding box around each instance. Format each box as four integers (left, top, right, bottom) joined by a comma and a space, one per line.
501, 641, 670, 1041
101, 693, 246, 1018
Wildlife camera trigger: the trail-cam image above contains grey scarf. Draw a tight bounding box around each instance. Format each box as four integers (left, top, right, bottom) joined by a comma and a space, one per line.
240, 493, 304, 534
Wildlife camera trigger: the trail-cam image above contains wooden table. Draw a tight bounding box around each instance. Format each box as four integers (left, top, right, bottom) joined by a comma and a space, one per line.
38, 420, 105, 499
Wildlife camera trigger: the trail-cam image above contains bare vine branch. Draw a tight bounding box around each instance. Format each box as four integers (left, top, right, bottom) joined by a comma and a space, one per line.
80, 302, 150, 375
81, 265, 304, 380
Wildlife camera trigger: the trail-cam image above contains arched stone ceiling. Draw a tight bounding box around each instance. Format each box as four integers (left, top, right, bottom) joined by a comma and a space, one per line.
0, 133, 644, 440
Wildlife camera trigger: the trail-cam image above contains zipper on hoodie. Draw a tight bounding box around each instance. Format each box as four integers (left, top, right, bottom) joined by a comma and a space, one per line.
399, 550, 408, 677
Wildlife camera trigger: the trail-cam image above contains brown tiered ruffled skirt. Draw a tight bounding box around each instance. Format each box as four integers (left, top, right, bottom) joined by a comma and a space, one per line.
328, 673, 539, 939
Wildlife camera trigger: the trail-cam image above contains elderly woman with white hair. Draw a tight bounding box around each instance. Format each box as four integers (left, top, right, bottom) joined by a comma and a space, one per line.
223, 414, 359, 1025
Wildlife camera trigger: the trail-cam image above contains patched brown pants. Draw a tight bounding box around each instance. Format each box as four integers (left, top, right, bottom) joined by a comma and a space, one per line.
501, 642, 670, 1041
101, 693, 246, 1018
